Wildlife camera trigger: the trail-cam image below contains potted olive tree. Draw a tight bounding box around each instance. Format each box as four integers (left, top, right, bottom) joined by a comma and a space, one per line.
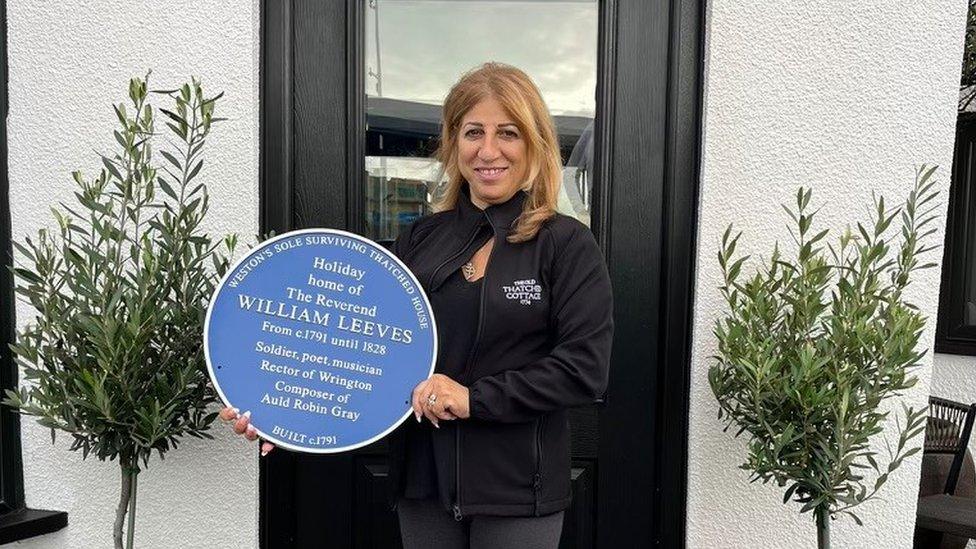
4, 73, 236, 549
709, 166, 940, 548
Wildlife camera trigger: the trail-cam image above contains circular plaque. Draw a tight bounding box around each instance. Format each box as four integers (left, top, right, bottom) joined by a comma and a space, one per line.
205, 229, 436, 453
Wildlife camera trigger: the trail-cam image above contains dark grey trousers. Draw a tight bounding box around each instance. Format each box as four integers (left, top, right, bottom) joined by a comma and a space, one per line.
397, 498, 564, 549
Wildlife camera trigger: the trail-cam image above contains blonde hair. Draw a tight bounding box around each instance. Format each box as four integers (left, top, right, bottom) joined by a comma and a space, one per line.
433, 62, 561, 243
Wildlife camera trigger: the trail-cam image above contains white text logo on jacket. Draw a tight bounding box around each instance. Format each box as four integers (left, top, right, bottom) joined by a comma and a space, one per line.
501, 278, 543, 305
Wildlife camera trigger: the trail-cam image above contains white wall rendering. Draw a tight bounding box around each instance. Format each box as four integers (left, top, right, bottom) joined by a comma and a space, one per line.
688, 1, 970, 548
7, 1, 261, 547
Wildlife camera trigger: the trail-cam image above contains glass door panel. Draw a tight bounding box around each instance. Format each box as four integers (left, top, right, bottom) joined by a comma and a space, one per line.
364, 0, 599, 242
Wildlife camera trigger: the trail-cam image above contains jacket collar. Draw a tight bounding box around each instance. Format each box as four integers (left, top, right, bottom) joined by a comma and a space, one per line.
455, 183, 527, 236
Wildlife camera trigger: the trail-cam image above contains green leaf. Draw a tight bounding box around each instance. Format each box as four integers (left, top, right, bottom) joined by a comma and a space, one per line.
157, 177, 178, 200
186, 160, 204, 183
13, 267, 43, 284
874, 473, 888, 491
101, 156, 123, 181
165, 122, 187, 140
160, 151, 182, 171
158, 108, 187, 126
917, 164, 937, 188
783, 482, 799, 504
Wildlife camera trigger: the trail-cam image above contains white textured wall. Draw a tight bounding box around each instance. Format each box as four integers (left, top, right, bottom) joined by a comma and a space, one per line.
689, 2, 969, 548
7, 2, 260, 548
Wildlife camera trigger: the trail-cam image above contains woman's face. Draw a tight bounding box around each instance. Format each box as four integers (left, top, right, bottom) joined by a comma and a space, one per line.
456, 96, 528, 209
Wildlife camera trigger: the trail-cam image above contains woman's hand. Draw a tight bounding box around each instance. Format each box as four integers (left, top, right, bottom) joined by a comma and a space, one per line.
410, 374, 470, 428
219, 406, 276, 456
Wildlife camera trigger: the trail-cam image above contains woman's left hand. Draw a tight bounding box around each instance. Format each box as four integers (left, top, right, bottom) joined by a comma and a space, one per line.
411, 373, 470, 427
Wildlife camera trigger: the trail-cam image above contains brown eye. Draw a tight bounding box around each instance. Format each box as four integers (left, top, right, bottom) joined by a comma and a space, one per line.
464, 128, 483, 138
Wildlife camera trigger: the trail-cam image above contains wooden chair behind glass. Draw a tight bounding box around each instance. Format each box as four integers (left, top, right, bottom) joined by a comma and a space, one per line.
914, 396, 976, 549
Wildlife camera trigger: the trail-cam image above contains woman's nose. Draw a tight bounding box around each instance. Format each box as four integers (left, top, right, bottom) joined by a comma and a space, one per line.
478, 134, 499, 161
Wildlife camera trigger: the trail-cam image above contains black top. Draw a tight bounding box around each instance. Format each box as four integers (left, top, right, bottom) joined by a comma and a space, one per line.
402, 265, 483, 502
387, 186, 613, 517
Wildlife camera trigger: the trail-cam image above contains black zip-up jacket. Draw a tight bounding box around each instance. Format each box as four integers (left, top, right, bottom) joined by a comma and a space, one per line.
387, 186, 613, 518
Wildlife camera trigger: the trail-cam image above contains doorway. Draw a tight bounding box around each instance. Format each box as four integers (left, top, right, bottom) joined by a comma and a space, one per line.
258, 1, 703, 546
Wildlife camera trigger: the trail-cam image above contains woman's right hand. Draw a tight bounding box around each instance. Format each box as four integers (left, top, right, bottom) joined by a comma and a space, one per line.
219, 406, 276, 456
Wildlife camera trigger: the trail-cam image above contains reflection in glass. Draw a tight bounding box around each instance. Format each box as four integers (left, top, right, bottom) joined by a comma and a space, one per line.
364, 0, 598, 242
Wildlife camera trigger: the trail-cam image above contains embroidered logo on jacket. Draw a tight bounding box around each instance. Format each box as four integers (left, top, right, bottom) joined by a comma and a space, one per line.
502, 278, 543, 305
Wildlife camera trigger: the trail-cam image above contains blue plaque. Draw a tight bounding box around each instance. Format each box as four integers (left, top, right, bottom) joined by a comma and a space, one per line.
205, 229, 437, 453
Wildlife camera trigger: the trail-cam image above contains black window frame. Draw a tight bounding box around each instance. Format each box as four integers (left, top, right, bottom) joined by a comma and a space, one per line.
936, 113, 976, 356
0, 0, 22, 515
0, 0, 68, 541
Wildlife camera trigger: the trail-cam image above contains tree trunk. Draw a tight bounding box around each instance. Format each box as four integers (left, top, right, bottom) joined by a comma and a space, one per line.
816, 505, 831, 549
113, 461, 132, 549
126, 466, 139, 549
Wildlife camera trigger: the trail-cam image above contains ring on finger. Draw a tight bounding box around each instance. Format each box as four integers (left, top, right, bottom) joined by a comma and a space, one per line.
426, 394, 437, 407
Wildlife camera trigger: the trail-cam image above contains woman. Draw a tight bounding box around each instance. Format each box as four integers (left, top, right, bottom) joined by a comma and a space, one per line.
222, 62, 613, 549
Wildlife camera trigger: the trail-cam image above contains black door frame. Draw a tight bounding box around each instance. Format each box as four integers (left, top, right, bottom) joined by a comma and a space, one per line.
258, 1, 704, 546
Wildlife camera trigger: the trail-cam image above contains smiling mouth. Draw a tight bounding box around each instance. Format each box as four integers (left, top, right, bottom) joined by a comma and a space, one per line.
474, 167, 507, 176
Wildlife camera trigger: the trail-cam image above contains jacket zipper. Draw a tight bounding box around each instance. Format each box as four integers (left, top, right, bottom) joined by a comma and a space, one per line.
534, 416, 546, 515
452, 426, 463, 521
425, 222, 480, 521
461, 236, 492, 383
453, 209, 495, 521
427, 224, 483, 290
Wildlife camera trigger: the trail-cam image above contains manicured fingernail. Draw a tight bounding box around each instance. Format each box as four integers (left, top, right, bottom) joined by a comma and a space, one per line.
243, 410, 251, 419
246, 425, 256, 435
261, 448, 269, 457
415, 413, 421, 422
433, 422, 439, 429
